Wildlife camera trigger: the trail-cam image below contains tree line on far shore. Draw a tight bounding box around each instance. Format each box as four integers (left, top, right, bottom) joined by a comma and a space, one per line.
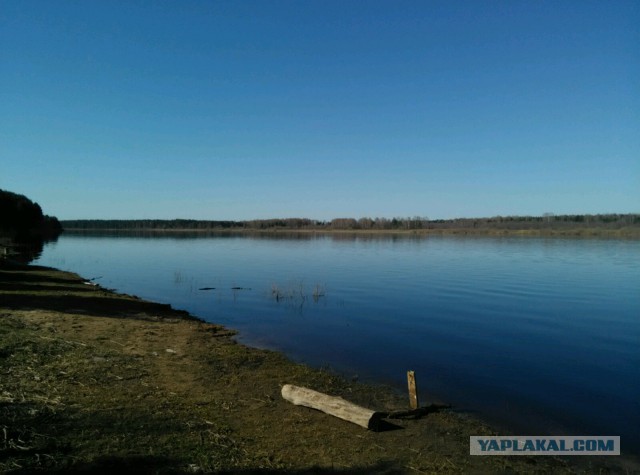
60, 214, 640, 232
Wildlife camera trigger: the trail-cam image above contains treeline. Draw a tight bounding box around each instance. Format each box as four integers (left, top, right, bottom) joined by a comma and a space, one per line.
61, 214, 640, 232
61, 218, 321, 231
0, 189, 62, 239
422, 214, 640, 231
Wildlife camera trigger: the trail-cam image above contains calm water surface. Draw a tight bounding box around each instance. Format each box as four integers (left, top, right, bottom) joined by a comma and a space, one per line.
36, 233, 640, 453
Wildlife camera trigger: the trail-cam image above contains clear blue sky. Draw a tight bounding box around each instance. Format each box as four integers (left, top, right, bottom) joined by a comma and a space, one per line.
1, 0, 638, 220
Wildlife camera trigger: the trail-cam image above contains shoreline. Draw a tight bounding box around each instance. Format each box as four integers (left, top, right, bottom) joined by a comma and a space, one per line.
1, 260, 637, 473
62, 226, 640, 239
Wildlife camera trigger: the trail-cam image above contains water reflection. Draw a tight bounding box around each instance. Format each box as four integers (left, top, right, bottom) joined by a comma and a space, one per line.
1, 233, 60, 264
63, 229, 431, 243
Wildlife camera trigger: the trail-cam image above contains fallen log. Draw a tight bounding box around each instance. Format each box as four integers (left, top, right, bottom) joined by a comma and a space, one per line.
281, 384, 382, 430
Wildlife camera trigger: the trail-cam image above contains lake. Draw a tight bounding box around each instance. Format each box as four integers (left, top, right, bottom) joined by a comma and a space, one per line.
35, 232, 640, 454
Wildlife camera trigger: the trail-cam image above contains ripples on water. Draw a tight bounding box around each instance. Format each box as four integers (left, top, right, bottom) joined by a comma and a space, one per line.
37, 234, 640, 453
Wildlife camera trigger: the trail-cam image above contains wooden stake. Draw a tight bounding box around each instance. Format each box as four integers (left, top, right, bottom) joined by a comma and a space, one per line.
281, 384, 382, 430
407, 370, 419, 409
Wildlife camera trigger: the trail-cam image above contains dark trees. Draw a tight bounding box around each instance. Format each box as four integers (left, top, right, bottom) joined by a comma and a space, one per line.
0, 189, 62, 239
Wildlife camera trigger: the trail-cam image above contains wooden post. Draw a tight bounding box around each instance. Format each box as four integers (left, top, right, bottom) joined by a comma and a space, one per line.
281, 384, 382, 430
407, 371, 418, 409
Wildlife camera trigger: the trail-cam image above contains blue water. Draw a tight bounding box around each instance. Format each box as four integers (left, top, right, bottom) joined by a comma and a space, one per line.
36, 233, 640, 453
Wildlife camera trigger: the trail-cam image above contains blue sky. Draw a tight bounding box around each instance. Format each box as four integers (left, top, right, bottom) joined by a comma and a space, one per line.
1, 0, 638, 220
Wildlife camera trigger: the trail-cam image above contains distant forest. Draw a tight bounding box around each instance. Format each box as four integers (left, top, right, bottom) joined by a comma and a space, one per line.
0, 189, 62, 239
61, 214, 640, 233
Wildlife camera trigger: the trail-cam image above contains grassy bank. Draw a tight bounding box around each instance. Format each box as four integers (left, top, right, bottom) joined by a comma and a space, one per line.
1, 262, 636, 474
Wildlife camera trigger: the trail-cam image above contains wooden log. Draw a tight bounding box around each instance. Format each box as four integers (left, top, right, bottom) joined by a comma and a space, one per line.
281, 384, 382, 430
